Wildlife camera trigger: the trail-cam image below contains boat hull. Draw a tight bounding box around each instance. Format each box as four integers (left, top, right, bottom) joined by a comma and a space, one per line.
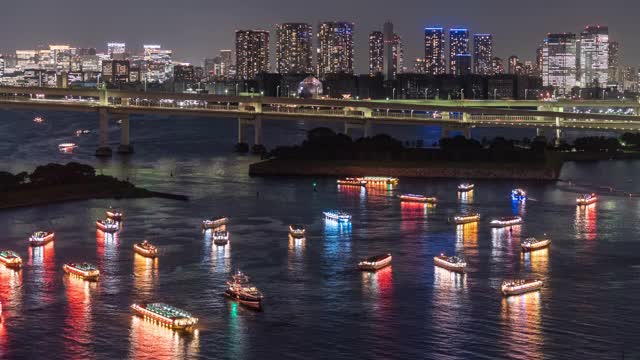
358, 257, 392, 271
131, 305, 196, 330
454, 217, 480, 225
213, 239, 229, 246
133, 245, 157, 258
224, 290, 262, 310
0, 259, 22, 269
29, 233, 54, 247
502, 282, 543, 296
63, 265, 99, 281
490, 220, 523, 228
202, 219, 228, 230
434, 258, 466, 273
96, 221, 118, 233
521, 240, 551, 252
576, 199, 597, 206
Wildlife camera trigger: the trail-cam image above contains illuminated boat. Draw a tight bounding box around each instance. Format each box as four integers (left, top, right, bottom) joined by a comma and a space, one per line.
434, 254, 467, 273
453, 213, 480, 225
358, 176, 398, 185
357, 253, 392, 271
58, 143, 78, 152
511, 188, 527, 202
323, 210, 351, 222
29, 231, 54, 246
224, 271, 263, 310
576, 193, 597, 206
106, 209, 123, 221
33, 116, 44, 123
289, 224, 306, 238
490, 216, 523, 228
63, 262, 100, 280
75, 129, 91, 136
131, 303, 198, 330
0, 250, 23, 269
337, 178, 367, 186
202, 217, 229, 230
213, 231, 230, 246
399, 194, 437, 204
133, 240, 158, 258
501, 279, 544, 296
458, 183, 475, 192
96, 218, 119, 233
521, 237, 551, 252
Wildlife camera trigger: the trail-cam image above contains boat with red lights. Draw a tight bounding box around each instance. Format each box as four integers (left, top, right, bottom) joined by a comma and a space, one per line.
96, 218, 119, 233
213, 231, 230, 246
337, 178, 367, 186
63, 262, 100, 281
453, 213, 480, 225
58, 143, 78, 152
358, 176, 398, 186
357, 254, 392, 271
434, 254, 467, 273
399, 194, 437, 204
0, 250, 23, 269
202, 217, 228, 230
501, 279, 544, 296
490, 216, 523, 228
576, 193, 597, 206
521, 237, 551, 252
133, 240, 158, 258
131, 303, 198, 330
106, 209, 123, 221
224, 271, 264, 310
458, 183, 475, 192
29, 231, 54, 246
289, 224, 306, 238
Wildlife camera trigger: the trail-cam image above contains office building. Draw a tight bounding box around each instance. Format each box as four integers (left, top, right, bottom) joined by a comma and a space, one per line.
235, 30, 270, 80
276, 23, 313, 74
473, 34, 493, 75
579, 25, 609, 87
449, 28, 469, 75
317, 21, 354, 77
424, 27, 445, 75
107, 42, 126, 59
542, 33, 578, 94
101, 60, 130, 85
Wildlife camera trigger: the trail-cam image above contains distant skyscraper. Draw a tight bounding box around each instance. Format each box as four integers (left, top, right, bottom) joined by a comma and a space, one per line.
413, 58, 426, 73
536, 46, 544, 77
276, 23, 313, 74
579, 25, 609, 87
449, 28, 469, 75
384, 22, 394, 80
0, 55, 4, 78
317, 22, 354, 77
235, 30, 270, 80
491, 57, 505, 74
424, 27, 445, 75
542, 33, 578, 94
473, 34, 493, 75
107, 42, 125, 58
368, 31, 384, 76
508, 55, 519, 74
219, 49, 233, 78
455, 54, 472, 76
608, 41, 619, 85
392, 34, 404, 76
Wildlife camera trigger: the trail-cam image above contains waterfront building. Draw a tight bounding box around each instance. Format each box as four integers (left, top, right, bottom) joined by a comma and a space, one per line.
317, 21, 354, 78
424, 27, 445, 75
276, 23, 313, 74
235, 30, 270, 80
449, 28, 469, 75
473, 34, 493, 75
579, 25, 609, 87
542, 33, 578, 95
369, 31, 384, 76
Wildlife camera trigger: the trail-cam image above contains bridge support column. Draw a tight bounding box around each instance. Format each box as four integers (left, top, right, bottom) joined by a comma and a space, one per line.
344, 120, 368, 138
238, 118, 246, 144
95, 108, 112, 157
254, 116, 263, 146
462, 127, 471, 139
117, 115, 134, 154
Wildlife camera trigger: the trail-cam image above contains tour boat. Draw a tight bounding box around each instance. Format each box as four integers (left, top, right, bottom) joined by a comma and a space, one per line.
323, 210, 351, 223
511, 188, 527, 202
58, 143, 77, 152
33, 116, 44, 123
453, 213, 480, 225
358, 176, 398, 186
106, 209, 123, 221
131, 303, 198, 330
75, 129, 91, 136
213, 231, 230, 246
96, 218, 119, 233
458, 183, 475, 192
357, 254, 392, 271
501, 279, 544, 296
224, 271, 264, 310
133, 240, 158, 258
576, 193, 597, 206
434, 254, 467, 273
202, 217, 229, 230
337, 178, 367, 186
289, 224, 306, 238
490, 216, 523, 228
0, 250, 23, 269
63, 262, 100, 281
521, 237, 551, 252
399, 194, 437, 204
29, 231, 54, 246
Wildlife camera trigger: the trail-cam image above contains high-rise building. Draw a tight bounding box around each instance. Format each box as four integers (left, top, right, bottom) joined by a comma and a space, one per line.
413, 58, 426, 73
473, 34, 493, 75
536, 46, 544, 77
622, 66, 637, 92
542, 33, 578, 95
508, 55, 519, 74
276, 23, 313, 74
219, 50, 233, 78
578, 25, 609, 87
143, 45, 173, 83
107, 42, 126, 59
455, 54, 472, 76
424, 27, 445, 75
392, 34, 404, 77
449, 28, 469, 75
491, 57, 505, 74
384, 22, 395, 80
317, 22, 354, 77
0, 55, 4, 78
608, 41, 619, 85
235, 30, 270, 80
368, 31, 384, 76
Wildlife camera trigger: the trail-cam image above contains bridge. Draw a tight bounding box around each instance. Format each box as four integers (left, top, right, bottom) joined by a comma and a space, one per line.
1, 86, 639, 156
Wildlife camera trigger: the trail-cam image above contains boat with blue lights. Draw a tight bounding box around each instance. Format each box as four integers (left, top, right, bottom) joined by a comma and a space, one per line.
511, 188, 527, 202
0, 250, 23, 269
458, 183, 475, 192
96, 218, 119, 233
224, 271, 263, 310
576, 193, 597, 206
63, 262, 100, 281
358, 254, 392, 271
29, 231, 54, 246
131, 303, 198, 330
323, 210, 351, 222
453, 213, 480, 225
490, 216, 523, 228
289, 224, 306, 238
521, 237, 551, 252
133, 240, 158, 258
213, 231, 230, 246
337, 178, 367, 186
202, 217, 228, 230
501, 279, 543, 296
399, 194, 437, 204
434, 254, 467, 273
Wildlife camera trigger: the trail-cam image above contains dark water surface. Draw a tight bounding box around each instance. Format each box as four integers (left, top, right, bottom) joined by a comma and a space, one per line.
0, 110, 639, 359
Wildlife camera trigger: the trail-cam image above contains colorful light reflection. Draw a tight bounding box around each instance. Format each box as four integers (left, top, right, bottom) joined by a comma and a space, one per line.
129, 313, 200, 360
575, 203, 597, 241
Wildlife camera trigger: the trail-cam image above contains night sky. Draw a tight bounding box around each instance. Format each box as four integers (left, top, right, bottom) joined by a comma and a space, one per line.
1, 0, 637, 72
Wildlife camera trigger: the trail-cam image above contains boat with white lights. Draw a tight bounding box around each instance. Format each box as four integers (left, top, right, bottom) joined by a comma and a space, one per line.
0, 250, 23, 269
453, 213, 480, 225
224, 271, 264, 310
213, 231, 230, 246
29, 231, 54, 246
521, 237, 551, 252
58, 143, 78, 152
133, 240, 158, 258
323, 210, 351, 222
202, 217, 228, 230
358, 176, 398, 185
399, 194, 437, 204
501, 279, 544, 296
490, 216, 523, 228
63, 262, 100, 280
289, 224, 306, 238
458, 183, 475, 192
131, 303, 198, 330
357, 254, 392, 271
434, 254, 467, 273
576, 193, 597, 206
96, 218, 119, 233
75, 129, 91, 136
106, 209, 123, 221
33, 117, 44, 123
511, 188, 527, 202
337, 178, 367, 186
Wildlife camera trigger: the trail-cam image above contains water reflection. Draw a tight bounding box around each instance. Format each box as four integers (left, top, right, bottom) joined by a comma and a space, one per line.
226, 302, 246, 359
28, 242, 56, 306
63, 275, 96, 359
575, 204, 597, 241
96, 230, 120, 294
456, 223, 478, 257
133, 254, 159, 296
401, 202, 432, 234
287, 235, 305, 273
361, 266, 394, 341
0, 266, 23, 315
501, 292, 543, 359
433, 266, 467, 291
128, 315, 200, 360
212, 242, 232, 274
458, 189, 474, 204
512, 200, 526, 216
521, 248, 550, 275
491, 226, 521, 258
